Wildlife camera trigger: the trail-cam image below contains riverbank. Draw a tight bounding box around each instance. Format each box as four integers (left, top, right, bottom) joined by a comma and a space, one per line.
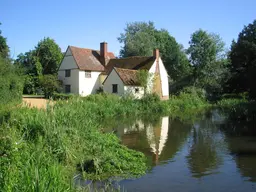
0, 93, 221, 191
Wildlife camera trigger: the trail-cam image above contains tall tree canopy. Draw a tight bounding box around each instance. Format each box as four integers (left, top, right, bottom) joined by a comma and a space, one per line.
186, 29, 227, 94
0, 23, 10, 59
15, 37, 62, 94
16, 37, 62, 75
118, 21, 191, 81
227, 20, 256, 98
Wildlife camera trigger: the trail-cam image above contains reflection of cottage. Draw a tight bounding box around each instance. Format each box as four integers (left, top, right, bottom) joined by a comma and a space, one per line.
58, 42, 169, 99
121, 117, 169, 164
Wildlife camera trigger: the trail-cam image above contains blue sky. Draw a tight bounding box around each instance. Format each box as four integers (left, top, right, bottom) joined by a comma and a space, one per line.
1, 0, 256, 58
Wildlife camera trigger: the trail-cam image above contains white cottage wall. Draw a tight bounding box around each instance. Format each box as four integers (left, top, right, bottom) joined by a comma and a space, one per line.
159, 58, 169, 96
58, 69, 80, 94
79, 71, 101, 96
103, 69, 124, 96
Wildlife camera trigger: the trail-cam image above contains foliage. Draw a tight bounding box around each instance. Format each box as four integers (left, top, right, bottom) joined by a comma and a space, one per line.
186, 29, 228, 95
0, 56, 24, 106
136, 69, 155, 95
118, 21, 192, 81
0, 90, 212, 191
0, 23, 9, 59
34, 37, 63, 74
227, 20, 256, 99
23, 74, 38, 95
15, 37, 63, 94
39, 74, 61, 98
52, 92, 75, 100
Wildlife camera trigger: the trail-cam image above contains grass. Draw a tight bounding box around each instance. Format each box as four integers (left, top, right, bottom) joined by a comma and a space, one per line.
0, 92, 210, 191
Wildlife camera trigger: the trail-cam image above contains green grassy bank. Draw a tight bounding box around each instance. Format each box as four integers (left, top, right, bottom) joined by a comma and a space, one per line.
0, 92, 210, 191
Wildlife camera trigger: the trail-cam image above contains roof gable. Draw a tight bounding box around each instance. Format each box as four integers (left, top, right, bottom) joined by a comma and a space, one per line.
69, 46, 115, 71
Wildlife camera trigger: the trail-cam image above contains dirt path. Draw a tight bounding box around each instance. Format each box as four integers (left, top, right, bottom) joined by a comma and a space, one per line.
22, 98, 53, 109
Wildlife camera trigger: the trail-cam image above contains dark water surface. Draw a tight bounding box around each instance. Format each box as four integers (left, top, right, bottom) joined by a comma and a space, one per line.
105, 110, 256, 192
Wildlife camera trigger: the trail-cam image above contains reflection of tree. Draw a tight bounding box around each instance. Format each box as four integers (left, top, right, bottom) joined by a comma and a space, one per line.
186, 119, 223, 178
221, 122, 256, 182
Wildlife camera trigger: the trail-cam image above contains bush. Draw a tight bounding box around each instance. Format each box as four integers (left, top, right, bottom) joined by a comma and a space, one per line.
0, 57, 24, 106
39, 75, 61, 98
52, 92, 75, 100
179, 86, 206, 100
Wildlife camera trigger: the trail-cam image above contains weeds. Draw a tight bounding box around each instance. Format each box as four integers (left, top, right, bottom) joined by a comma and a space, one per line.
0, 92, 209, 191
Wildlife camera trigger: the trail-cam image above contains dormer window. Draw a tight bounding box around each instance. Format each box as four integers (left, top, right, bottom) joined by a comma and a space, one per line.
65, 70, 71, 77
85, 71, 91, 78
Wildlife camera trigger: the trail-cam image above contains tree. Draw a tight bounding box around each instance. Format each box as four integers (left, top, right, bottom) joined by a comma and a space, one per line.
39, 75, 61, 98
227, 20, 256, 98
0, 56, 23, 105
0, 23, 9, 59
35, 37, 63, 74
118, 21, 192, 81
15, 37, 63, 95
15, 37, 62, 75
186, 29, 227, 95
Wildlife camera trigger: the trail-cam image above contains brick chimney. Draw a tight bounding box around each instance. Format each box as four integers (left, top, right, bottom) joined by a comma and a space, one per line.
100, 42, 107, 66
153, 49, 159, 61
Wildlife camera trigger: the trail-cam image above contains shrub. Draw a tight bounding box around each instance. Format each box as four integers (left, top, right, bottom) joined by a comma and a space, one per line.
39, 74, 61, 98
52, 92, 75, 100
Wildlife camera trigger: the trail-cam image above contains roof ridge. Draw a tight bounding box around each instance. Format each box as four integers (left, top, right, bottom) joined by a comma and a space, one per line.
111, 56, 153, 60
69, 45, 114, 54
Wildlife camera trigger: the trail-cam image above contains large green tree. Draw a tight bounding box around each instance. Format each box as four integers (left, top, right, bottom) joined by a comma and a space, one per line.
15, 37, 63, 94
0, 23, 9, 59
227, 20, 256, 98
186, 29, 227, 95
118, 21, 191, 81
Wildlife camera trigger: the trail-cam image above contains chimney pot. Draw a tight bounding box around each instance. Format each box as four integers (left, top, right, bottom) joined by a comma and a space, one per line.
153, 49, 159, 60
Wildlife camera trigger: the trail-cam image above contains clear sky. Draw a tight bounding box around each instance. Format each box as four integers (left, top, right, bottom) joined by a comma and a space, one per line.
1, 0, 256, 58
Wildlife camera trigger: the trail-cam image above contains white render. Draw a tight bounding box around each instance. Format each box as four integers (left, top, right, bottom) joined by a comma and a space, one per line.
158, 58, 169, 96
79, 71, 101, 96
58, 69, 80, 94
103, 69, 124, 96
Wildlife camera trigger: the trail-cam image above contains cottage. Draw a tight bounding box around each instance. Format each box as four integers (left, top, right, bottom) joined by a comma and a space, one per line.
58, 42, 169, 99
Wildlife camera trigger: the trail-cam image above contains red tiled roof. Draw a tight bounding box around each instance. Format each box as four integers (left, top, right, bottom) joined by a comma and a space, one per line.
104, 56, 155, 74
69, 46, 115, 71
114, 67, 141, 86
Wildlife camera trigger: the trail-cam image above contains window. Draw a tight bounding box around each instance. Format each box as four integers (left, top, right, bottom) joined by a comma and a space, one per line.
65, 85, 71, 93
112, 84, 118, 93
85, 71, 91, 78
65, 70, 71, 77
135, 88, 139, 93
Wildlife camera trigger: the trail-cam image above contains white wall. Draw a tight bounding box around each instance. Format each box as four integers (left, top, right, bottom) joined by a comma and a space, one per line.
148, 58, 169, 97
159, 58, 169, 96
59, 47, 77, 70
124, 86, 144, 99
58, 69, 80, 94
58, 47, 80, 94
79, 71, 101, 96
103, 69, 124, 96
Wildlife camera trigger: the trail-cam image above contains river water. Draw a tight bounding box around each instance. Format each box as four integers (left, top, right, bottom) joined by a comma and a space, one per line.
104, 110, 256, 192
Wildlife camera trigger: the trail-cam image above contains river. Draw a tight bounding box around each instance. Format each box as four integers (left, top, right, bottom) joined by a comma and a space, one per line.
102, 110, 256, 192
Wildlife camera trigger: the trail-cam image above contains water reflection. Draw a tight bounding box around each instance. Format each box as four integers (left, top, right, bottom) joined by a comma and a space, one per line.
106, 116, 192, 167
221, 122, 256, 182
186, 116, 225, 178
103, 112, 256, 191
